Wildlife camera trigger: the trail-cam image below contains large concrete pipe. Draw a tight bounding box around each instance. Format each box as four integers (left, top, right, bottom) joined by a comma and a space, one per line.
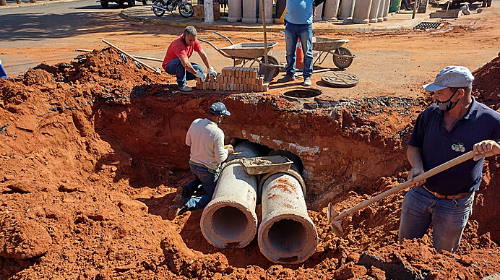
258, 0, 273, 24
200, 141, 262, 248
242, 0, 257, 23
382, 0, 390, 20
369, 0, 381, 23
353, 0, 372, 23
338, 0, 354, 20
257, 156, 317, 264
376, 0, 385, 21
313, 2, 324, 22
227, 0, 242, 22
323, 0, 340, 20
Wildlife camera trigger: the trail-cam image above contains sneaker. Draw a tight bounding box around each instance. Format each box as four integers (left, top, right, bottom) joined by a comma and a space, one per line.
303, 77, 312, 86
179, 85, 192, 92
277, 75, 295, 83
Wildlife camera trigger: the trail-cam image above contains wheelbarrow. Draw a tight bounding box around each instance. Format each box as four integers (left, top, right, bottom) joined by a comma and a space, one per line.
312, 37, 355, 69
198, 31, 282, 81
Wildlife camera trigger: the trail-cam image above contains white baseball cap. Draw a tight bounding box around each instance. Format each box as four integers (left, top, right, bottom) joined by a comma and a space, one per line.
423, 66, 474, 92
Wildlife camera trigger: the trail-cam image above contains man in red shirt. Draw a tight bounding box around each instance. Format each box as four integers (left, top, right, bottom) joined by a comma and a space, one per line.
163, 26, 216, 92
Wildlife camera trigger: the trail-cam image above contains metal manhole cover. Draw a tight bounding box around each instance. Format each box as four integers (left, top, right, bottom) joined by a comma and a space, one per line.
321, 72, 359, 88
414, 21, 441, 30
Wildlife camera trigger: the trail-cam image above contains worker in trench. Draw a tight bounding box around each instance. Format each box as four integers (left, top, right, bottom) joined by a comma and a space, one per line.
398, 65, 500, 253
167, 102, 234, 220
162, 26, 217, 92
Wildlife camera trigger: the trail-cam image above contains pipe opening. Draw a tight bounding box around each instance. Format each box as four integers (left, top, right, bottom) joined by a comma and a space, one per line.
267, 219, 307, 254
283, 88, 322, 99
212, 206, 249, 240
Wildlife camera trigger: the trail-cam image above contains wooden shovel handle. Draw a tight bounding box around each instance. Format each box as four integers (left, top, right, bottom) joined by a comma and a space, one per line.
334, 150, 476, 221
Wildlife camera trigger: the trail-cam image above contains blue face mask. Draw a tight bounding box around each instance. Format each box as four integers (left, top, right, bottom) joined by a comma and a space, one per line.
436, 88, 460, 111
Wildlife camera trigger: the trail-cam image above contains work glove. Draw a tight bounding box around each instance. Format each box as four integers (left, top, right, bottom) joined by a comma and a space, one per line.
196, 69, 206, 81
208, 67, 217, 77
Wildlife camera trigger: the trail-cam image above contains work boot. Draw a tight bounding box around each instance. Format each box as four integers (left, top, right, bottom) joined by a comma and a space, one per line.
179, 85, 193, 92
167, 187, 188, 220
303, 77, 312, 86
277, 75, 295, 83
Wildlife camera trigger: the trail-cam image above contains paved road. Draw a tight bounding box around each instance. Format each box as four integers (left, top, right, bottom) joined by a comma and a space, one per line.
0, 0, 136, 75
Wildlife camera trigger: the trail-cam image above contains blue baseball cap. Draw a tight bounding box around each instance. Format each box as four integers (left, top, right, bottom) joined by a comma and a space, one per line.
423, 66, 474, 92
209, 102, 231, 116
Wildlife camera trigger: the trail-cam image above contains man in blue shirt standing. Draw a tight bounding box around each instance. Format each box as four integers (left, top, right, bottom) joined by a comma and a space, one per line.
399, 66, 500, 253
277, 0, 325, 86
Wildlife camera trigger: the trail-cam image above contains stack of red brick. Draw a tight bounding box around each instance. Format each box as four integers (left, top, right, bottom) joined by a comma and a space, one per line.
195, 67, 269, 92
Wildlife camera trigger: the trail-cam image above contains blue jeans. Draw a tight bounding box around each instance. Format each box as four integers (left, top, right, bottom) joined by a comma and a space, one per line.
398, 185, 474, 253
184, 164, 219, 210
284, 22, 313, 79
165, 58, 204, 88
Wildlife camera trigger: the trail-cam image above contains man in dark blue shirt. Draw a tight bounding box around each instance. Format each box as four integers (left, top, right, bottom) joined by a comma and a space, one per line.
398, 66, 500, 253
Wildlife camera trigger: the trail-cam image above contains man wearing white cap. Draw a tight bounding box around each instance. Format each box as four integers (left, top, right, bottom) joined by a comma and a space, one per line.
398, 66, 500, 253
168, 102, 234, 220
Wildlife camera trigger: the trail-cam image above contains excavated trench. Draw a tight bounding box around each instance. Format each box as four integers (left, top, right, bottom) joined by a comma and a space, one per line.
1, 49, 500, 279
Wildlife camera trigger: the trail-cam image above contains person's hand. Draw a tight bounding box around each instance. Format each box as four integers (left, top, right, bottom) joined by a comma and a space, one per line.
196, 69, 206, 81
208, 67, 217, 77
224, 144, 234, 155
473, 140, 500, 161
407, 166, 425, 187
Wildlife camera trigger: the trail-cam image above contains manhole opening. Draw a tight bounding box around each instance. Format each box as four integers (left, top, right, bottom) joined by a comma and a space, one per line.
414, 22, 442, 30
283, 88, 322, 99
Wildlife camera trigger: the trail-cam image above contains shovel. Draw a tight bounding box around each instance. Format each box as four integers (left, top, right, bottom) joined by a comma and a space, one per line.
259, 0, 279, 82
327, 149, 476, 237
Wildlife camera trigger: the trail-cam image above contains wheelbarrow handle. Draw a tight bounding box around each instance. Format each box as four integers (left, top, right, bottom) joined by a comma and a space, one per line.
213, 31, 234, 45
198, 38, 232, 59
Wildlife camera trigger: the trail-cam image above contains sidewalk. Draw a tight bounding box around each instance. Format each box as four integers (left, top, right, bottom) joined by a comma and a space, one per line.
121, 6, 435, 33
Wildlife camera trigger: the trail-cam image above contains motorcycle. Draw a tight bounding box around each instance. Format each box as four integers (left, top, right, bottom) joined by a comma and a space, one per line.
152, 0, 194, 18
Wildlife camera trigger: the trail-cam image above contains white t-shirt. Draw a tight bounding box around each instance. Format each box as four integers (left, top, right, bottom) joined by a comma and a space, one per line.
185, 118, 228, 171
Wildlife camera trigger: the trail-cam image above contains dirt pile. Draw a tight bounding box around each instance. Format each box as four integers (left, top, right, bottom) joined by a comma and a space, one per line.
0, 49, 499, 279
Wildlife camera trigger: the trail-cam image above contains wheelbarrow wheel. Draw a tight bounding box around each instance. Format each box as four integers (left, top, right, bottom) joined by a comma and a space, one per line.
259, 55, 280, 78
333, 47, 353, 69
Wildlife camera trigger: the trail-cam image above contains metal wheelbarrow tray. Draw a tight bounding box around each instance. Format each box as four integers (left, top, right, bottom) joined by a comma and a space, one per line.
312, 37, 355, 69
219, 42, 279, 59
241, 155, 293, 175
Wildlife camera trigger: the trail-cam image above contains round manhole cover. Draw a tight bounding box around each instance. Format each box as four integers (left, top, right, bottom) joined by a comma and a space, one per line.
321, 72, 359, 88
283, 88, 322, 99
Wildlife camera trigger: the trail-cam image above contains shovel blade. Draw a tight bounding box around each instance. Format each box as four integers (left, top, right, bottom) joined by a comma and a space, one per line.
327, 202, 344, 237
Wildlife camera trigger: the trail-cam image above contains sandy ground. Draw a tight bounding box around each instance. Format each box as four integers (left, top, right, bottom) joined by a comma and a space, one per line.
1, 2, 500, 280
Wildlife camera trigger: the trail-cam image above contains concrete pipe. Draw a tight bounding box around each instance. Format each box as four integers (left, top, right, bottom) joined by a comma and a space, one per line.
258, 169, 318, 264
323, 0, 341, 20
313, 2, 324, 22
227, 0, 242, 22
200, 141, 261, 248
382, 0, 390, 20
338, 0, 354, 20
369, 0, 381, 23
353, 0, 372, 23
258, 0, 273, 24
242, 0, 257, 23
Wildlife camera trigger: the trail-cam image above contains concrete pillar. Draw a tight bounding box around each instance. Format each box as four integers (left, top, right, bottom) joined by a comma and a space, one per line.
242, 0, 258, 23
383, 0, 390, 20
258, 0, 273, 24
313, 2, 324, 22
204, 0, 214, 23
353, 0, 372, 23
369, 0, 381, 23
200, 141, 261, 248
338, 0, 354, 20
228, 0, 242, 22
323, 0, 341, 20
257, 168, 318, 264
